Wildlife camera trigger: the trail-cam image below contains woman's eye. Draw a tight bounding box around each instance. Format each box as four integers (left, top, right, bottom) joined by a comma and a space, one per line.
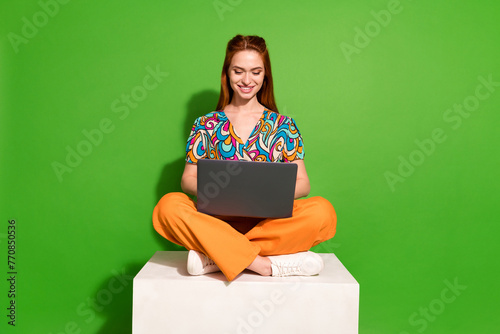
234, 71, 242, 74
252, 72, 261, 75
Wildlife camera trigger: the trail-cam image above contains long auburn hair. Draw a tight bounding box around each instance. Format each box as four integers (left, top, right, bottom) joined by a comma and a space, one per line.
216, 35, 279, 113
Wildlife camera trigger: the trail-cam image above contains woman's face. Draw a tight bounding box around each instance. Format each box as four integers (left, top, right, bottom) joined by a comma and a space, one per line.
228, 50, 265, 103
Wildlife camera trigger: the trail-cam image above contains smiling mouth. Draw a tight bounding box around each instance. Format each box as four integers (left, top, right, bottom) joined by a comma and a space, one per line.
238, 85, 254, 93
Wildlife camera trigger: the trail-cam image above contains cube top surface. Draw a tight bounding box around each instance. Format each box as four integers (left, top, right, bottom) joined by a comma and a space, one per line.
135, 251, 358, 285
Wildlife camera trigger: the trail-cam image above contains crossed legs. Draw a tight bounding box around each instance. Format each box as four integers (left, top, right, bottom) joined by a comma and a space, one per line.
152, 192, 336, 281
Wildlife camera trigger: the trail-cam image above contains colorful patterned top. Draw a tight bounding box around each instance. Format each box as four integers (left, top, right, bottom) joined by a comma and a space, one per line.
185, 109, 304, 163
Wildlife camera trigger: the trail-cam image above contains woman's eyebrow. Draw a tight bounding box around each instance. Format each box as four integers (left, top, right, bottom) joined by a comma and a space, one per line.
232, 65, 263, 71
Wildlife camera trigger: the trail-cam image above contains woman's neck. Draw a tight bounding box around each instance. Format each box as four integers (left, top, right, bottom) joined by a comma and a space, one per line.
225, 96, 264, 114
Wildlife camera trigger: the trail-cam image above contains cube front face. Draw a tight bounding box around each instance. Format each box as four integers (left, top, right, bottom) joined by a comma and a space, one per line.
133, 252, 359, 334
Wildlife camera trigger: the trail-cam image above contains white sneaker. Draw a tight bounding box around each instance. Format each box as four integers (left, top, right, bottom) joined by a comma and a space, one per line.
187, 250, 220, 275
268, 251, 324, 277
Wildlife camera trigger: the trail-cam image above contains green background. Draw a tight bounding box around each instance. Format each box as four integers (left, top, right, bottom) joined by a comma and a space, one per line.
1, 0, 499, 333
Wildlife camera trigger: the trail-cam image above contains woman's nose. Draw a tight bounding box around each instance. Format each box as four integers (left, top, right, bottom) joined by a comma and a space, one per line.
242, 73, 250, 85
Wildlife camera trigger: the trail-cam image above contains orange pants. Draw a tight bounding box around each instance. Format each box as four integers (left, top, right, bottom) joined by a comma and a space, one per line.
152, 192, 337, 281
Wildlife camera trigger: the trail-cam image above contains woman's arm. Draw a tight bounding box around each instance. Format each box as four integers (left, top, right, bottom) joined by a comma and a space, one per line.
182, 159, 309, 198
292, 159, 310, 199
181, 162, 198, 196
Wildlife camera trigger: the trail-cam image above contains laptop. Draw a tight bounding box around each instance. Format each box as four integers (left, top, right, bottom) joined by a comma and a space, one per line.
196, 159, 298, 218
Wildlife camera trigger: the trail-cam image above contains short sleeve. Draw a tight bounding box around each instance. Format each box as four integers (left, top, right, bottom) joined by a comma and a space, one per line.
282, 117, 305, 162
185, 117, 207, 164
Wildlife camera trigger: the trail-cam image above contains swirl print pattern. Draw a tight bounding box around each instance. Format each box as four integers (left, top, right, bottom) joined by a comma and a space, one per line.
186, 109, 304, 163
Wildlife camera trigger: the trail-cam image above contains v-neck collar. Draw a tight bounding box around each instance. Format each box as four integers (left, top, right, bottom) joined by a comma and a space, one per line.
220, 108, 268, 146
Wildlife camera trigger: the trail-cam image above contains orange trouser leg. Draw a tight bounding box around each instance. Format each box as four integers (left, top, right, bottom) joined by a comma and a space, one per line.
245, 196, 337, 255
152, 192, 261, 281
152, 192, 337, 281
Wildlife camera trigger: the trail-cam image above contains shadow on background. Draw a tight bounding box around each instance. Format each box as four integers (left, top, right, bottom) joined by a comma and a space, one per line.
155, 89, 219, 204
153, 89, 219, 250
94, 263, 143, 334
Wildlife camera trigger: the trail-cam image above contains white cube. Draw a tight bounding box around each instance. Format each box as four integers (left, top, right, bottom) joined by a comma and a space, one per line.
133, 251, 359, 334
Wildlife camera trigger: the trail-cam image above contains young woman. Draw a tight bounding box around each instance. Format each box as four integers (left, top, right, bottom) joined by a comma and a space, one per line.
152, 35, 337, 281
